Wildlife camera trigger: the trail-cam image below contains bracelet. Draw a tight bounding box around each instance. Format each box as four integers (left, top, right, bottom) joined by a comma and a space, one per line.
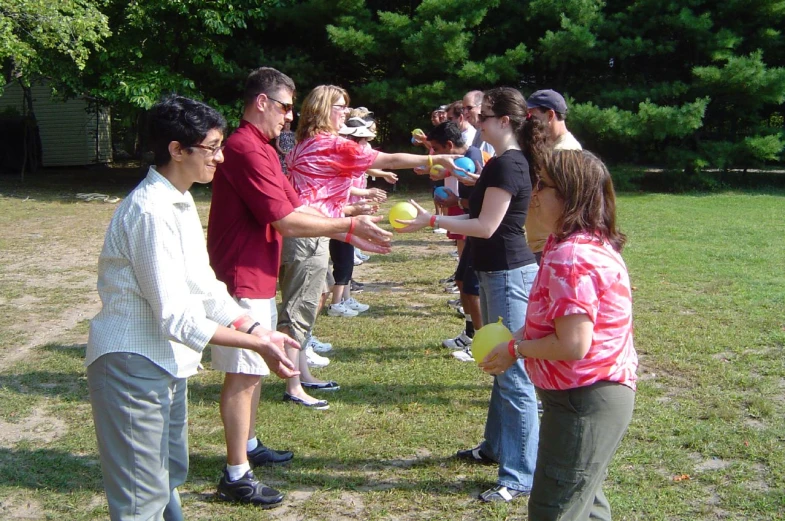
346, 217, 356, 243
429, 214, 437, 227
507, 339, 516, 358
427, 155, 433, 170
246, 322, 261, 335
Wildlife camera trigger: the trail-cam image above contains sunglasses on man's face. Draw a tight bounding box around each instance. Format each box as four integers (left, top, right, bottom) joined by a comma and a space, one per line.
267, 95, 294, 113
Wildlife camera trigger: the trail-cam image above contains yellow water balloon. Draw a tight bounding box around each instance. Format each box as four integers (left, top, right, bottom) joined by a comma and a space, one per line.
472, 317, 513, 364
388, 202, 418, 229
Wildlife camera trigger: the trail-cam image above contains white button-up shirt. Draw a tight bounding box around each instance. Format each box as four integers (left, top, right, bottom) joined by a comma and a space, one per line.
86, 167, 245, 378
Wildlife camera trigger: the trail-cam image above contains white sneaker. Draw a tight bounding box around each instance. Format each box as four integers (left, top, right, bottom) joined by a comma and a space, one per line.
433, 228, 447, 234
452, 346, 475, 362
353, 255, 363, 266
449, 250, 459, 258
355, 250, 370, 261
306, 347, 330, 368
343, 297, 369, 313
447, 298, 461, 309
307, 336, 333, 353
443, 331, 473, 350
327, 302, 359, 317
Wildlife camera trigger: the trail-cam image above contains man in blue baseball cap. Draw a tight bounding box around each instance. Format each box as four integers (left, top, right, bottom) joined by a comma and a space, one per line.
525, 89, 582, 264
526, 89, 581, 151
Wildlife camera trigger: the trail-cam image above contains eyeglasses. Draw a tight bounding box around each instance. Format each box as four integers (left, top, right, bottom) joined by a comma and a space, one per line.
462, 105, 476, 113
534, 178, 556, 192
267, 96, 294, 113
190, 143, 225, 156
332, 104, 351, 111
477, 113, 499, 123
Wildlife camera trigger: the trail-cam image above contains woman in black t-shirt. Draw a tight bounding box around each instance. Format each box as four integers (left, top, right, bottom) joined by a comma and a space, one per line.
398, 87, 547, 503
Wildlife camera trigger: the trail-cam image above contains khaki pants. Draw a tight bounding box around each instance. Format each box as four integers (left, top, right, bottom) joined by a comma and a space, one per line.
88, 353, 187, 521
528, 381, 635, 521
277, 236, 329, 345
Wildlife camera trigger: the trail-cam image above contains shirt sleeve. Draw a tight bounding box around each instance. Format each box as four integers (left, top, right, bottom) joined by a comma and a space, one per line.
484, 154, 529, 197
127, 211, 221, 352
225, 148, 296, 225
332, 138, 379, 178
544, 244, 600, 323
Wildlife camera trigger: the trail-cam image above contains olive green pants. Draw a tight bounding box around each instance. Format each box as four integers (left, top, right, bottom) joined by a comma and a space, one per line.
528, 381, 635, 521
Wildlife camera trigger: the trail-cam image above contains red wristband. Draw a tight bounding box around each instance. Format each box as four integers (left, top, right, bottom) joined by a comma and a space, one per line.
507, 339, 517, 358
429, 215, 437, 227
346, 217, 356, 243
232, 316, 248, 329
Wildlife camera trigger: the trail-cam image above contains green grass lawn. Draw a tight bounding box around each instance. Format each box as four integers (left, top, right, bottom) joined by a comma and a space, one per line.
0, 175, 783, 520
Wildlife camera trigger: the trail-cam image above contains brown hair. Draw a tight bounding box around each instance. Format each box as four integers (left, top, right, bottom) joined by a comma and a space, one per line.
545, 150, 626, 252
243, 67, 295, 108
295, 85, 350, 142
483, 87, 548, 183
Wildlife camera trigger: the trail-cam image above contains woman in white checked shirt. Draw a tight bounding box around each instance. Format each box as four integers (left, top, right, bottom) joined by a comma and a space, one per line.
86, 96, 299, 520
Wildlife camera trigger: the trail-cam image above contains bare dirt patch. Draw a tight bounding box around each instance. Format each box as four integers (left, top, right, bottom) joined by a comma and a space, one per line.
0, 406, 67, 447
0, 496, 45, 520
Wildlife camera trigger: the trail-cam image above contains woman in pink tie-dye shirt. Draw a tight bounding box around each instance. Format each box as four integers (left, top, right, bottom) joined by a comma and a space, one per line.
480, 150, 637, 521
277, 85, 461, 402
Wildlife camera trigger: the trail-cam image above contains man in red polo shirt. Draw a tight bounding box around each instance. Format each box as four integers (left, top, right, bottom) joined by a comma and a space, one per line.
207, 67, 391, 508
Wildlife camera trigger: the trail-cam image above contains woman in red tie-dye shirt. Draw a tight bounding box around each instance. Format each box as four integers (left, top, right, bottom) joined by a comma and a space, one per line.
480, 150, 637, 521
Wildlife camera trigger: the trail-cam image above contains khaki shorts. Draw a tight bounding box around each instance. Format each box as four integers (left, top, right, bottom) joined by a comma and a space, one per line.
277, 236, 330, 345
211, 297, 276, 376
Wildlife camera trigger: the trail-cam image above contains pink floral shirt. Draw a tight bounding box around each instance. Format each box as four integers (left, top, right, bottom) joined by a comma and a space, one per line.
286, 133, 378, 218
524, 233, 638, 391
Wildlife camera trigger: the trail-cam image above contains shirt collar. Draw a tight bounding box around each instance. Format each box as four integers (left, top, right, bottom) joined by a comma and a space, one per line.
145, 166, 194, 206
239, 119, 271, 144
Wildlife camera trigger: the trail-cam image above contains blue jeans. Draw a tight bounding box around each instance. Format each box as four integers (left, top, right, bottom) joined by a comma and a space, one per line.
477, 263, 540, 492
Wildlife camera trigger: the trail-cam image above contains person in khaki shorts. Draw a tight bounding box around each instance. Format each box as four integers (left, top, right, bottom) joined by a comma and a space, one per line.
206, 67, 392, 507
524, 89, 582, 264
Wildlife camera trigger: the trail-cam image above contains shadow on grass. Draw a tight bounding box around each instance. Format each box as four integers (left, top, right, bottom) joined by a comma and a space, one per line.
0, 447, 103, 492
187, 453, 494, 494
0, 447, 493, 496
187, 379, 490, 408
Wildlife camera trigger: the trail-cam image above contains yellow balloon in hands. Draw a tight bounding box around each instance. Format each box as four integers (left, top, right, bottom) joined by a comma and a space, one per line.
472, 317, 513, 364
388, 202, 418, 229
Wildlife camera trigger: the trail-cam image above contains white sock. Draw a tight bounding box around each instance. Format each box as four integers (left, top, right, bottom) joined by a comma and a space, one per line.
226, 462, 251, 481
246, 437, 259, 452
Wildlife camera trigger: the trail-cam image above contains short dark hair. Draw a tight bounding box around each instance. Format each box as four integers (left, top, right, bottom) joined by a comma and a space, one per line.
244, 67, 296, 107
147, 95, 226, 166
532, 106, 566, 121
426, 121, 465, 148
447, 101, 463, 120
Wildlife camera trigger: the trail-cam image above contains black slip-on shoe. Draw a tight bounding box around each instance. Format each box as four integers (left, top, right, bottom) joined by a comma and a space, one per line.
456, 445, 496, 465
479, 485, 529, 503
283, 392, 329, 410
247, 438, 294, 467
301, 380, 341, 391
216, 469, 284, 508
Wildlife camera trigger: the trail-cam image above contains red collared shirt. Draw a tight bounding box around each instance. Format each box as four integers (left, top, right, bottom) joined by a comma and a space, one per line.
207, 121, 300, 299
